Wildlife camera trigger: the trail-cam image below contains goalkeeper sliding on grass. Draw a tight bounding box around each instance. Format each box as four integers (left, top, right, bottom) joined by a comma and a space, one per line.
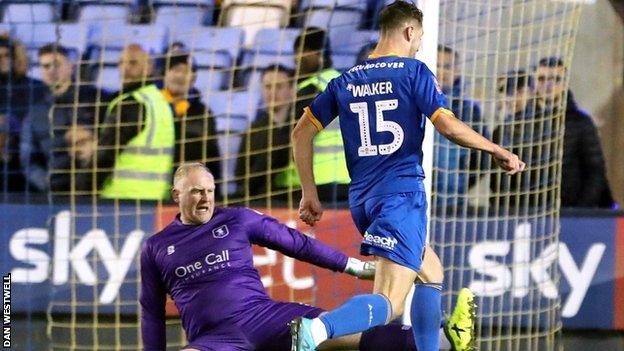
140, 163, 475, 351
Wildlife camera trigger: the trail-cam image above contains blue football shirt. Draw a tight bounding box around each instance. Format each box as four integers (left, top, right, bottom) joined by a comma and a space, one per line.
306, 55, 451, 206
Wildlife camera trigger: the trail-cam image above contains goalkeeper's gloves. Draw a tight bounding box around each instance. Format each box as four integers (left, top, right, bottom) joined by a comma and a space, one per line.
344, 257, 376, 280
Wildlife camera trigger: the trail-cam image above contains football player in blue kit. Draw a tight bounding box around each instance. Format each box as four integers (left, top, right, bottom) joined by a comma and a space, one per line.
290, 1, 525, 351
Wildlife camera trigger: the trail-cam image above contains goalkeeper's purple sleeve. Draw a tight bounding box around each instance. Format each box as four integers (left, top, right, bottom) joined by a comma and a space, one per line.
244, 208, 348, 272
140, 241, 167, 351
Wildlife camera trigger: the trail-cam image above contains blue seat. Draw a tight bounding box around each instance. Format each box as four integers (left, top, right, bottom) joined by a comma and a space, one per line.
251, 28, 301, 55
96, 65, 121, 92
79, 4, 129, 27
13, 23, 90, 56
89, 47, 124, 66
28, 63, 43, 81
89, 23, 168, 54
154, 0, 214, 5
300, 0, 367, 11
304, 8, 362, 32
155, 5, 209, 28
207, 90, 257, 132
240, 52, 294, 90
168, 26, 243, 66
241, 52, 295, 70
2, 3, 56, 24
78, 0, 134, 3
206, 89, 259, 195
195, 68, 229, 92
329, 29, 378, 55
331, 53, 356, 71
192, 51, 231, 69
239, 28, 299, 88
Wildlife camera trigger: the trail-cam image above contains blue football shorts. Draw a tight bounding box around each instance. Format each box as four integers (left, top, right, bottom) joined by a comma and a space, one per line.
351, 191, 428, 272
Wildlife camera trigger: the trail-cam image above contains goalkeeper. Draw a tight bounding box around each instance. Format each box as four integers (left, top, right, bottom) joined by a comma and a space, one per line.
140, 162, 475, 351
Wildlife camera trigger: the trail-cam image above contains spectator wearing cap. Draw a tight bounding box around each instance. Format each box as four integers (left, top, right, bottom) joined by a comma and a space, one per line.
282, 27, 349, 202
490, 70, 556, 211
160, 50, 222, 198
0, 34, 47, 192
535, 57, 613, 208
76, 44, 175, 200
234, 64, 296, 204
20, 43, 104, 193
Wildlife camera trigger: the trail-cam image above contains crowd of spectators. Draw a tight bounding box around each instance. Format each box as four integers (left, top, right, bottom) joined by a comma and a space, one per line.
0, 23, 616, 209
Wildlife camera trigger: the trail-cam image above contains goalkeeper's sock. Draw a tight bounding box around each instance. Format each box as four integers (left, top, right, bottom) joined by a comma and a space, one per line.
410, 283, 443, 351
317, 293, 391, 340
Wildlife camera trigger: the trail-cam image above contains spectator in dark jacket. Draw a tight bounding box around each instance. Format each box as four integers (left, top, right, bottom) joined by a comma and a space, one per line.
0, 35, 47, 192
160, 50, 222, 197
234, 64, 295, 204
490, 70, 557, 212
20, 44, 104, 193
535, 57, 613, 208
433, 45, 489, 212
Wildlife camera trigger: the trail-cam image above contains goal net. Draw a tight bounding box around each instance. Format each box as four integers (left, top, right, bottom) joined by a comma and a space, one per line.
433, 1, 581, 350
0, 0, 580, 349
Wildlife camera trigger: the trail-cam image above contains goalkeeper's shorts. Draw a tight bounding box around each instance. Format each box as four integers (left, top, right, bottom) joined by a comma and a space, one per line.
184, 302, 323, 351
351, 191, 428, 272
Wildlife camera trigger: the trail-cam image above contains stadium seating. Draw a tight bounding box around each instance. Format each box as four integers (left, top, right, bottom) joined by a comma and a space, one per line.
250, 27, 300, 55
89, 23, 168, 54
79, 4, 129, 27
77, 0, 134, 3
241, 53, 294, 90
208, 90, 257, 132
96, 65, 121, 92
2, 3, 56, 24
300, 0, 366, 32
13, 23, 90, 57
152, 0, 215, 25
331, 53, 356, 71
154, 5, 209, 28
168, 26, 243, 63
207, 89, 259, 195
195, 67, 229, 92
27, 63, 42, 81
238, 28, 299, 89
300, 0, 368, 11
303, 9, 362, 33
220, 0, 291, 46
329, 29, 378, 55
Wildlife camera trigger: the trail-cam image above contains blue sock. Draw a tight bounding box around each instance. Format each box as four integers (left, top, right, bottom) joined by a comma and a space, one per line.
410, 283, 442, 351
319, 293, 391, 339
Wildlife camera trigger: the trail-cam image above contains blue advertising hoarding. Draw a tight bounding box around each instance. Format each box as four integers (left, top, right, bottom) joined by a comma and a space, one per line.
1, 202, 622, 329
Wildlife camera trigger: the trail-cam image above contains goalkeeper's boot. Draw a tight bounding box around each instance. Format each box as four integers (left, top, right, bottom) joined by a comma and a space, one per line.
444, 288, 477, 351
290, 317, 317, 351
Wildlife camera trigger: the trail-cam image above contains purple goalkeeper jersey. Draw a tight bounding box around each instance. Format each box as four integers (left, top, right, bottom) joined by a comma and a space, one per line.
140, 207, 348, 350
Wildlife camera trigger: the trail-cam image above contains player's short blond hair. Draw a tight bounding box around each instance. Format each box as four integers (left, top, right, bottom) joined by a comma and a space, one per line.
172, 163, 213, 188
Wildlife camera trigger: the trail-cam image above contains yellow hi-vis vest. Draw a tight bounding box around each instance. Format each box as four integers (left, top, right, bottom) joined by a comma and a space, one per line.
101, 84, 175, 200
274, 68, 351, 188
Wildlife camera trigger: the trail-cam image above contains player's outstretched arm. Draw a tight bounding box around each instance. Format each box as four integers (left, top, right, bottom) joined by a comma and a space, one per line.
247, 209, 374, 279
432, 110, 525, 175
292, 115, 323, 226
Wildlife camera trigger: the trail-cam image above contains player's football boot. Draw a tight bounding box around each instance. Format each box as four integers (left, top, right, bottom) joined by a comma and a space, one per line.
444, 288, 477, 351
290, 317, 317, 351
